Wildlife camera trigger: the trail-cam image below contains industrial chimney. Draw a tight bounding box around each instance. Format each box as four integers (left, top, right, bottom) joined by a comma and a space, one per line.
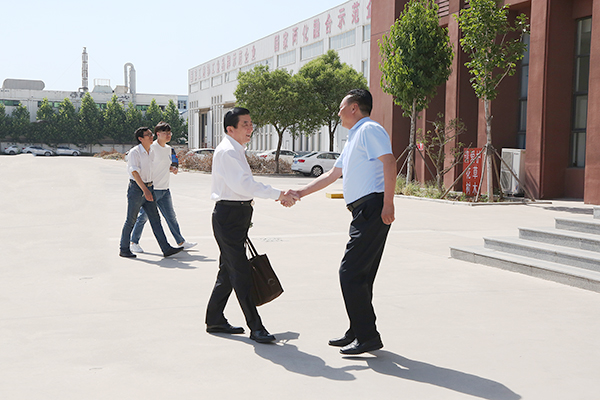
80, 47, 89, 92
124, 63, 136, 105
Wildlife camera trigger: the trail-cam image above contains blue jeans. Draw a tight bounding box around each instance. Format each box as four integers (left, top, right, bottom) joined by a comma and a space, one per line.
119, 181, 173, 253
130, 188, 185, 245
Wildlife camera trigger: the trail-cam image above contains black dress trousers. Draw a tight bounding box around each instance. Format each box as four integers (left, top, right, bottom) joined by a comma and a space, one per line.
339, 193, 391, 343
205, 203, 264, 331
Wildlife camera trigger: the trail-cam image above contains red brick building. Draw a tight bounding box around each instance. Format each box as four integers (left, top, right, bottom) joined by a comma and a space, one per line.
370, 0, 600, 203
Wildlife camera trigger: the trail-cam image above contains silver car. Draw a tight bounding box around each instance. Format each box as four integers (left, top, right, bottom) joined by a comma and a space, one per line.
4, 145, 20, 155
22, 146, 54, 156
55, 146, 80, 156
292, 151, 340, 177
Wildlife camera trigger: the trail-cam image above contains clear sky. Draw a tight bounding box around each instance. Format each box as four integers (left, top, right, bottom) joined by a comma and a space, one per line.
1, 0, 347, 96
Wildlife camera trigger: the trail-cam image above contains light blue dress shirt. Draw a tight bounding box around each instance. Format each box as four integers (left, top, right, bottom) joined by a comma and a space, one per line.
334, 117, 393, 205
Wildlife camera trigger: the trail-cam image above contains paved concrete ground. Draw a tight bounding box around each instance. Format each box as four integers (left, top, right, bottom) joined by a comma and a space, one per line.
1, 154, 600, 400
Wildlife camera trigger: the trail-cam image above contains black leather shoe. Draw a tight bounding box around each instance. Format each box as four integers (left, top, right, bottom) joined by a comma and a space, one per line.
163, 246, 184, 257
340, 337, 383, 355
328, 333, 356, 347
119, 250, 137, 258
206, 323, 245, 334
250, 329, 276, 343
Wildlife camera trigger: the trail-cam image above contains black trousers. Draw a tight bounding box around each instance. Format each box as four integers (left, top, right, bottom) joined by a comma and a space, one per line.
205, 203, 264, 331
340, 193, 390, 342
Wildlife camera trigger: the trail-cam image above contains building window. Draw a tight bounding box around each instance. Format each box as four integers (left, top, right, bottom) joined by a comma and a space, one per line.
177, 100, 187, 110
362, 24, 371, 42
329, 29, 356, 50
361, 59, 369, 79
277, 50, 296, 67
300, 40, 323, 60
201, 79, 210, 90
190, 82, 199, 93
224, 70, 238, 83
212, 75, 223, 87
570, 17, 591, 168
516, 33, 529, 149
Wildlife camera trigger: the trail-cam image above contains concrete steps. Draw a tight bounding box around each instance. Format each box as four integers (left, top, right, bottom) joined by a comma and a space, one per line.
450, 206, 600, 292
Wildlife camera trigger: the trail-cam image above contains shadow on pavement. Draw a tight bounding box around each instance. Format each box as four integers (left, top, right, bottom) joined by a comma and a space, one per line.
131, 252, 215, 269
344, 350, 521, 400
212, 331, 364, 381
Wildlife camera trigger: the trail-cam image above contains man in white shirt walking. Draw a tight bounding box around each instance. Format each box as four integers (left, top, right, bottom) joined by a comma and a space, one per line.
119, 127, 183, 258
129, 121, 197, 253
205, 107, 296, 344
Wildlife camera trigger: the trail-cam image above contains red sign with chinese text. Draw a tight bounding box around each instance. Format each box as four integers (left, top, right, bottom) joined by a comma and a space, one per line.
463, 148, 483, 196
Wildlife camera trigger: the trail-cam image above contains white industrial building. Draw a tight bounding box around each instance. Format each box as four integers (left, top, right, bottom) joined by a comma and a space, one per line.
187, 0, 372, 153
1, 48, 188, 126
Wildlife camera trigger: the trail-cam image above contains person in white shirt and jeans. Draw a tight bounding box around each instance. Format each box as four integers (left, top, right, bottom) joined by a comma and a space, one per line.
119, 127, 183, 259
129, 121, 197, 253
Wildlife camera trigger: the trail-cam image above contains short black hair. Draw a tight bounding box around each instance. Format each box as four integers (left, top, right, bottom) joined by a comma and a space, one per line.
155, 121, 171, 133
223, 107, 250, 133
134, 127, 151, 144
346, 89, 372, 116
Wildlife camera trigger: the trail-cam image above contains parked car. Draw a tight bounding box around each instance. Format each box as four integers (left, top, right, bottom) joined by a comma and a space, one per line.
22, 146, 54, 156
55, 146, 80, 156
292, 151, 340, 177
257, 149, 298, 162
4, 145, 20, 155
188, 148, 214, 157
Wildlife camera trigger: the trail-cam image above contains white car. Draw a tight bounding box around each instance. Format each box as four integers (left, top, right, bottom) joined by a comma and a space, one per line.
188, 148, 214, 158
292, 151, 340, 177
55, 146, 80, 156
257, 149, 298, 162
22, 146, 54, 156
4, 145, 20, 155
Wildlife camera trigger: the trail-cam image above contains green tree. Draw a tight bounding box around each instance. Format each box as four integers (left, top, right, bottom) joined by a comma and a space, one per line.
125, 103, 143, 142
0, 104, 8, 140
456, 0, 528, 200
235, 65, 312, 173
379, 0, 453, 184
11, 103, 31, 142
103, 95, 128, 143
78, 92, 103, 147
162, 99, 186, 144
57, 98, 78, 145
298, 50, 368, 151
143, 99, 163, 130
35, 98, 59, 145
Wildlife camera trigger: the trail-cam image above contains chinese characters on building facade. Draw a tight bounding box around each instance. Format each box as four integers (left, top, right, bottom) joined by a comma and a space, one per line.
188, 0, 371, 86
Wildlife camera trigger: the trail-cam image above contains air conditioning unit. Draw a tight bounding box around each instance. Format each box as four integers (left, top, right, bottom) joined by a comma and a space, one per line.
500, 149, 526, 195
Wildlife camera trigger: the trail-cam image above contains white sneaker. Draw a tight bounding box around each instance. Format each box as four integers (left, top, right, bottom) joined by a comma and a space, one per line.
180, 241, 197, 250
130, 242, 144, 253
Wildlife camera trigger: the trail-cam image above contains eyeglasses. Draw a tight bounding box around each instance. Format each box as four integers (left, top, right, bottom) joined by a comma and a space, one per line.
143, 132, 154, 138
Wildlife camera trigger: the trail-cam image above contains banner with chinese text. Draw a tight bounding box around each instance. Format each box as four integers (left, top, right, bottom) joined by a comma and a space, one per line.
463, 148, 483, 196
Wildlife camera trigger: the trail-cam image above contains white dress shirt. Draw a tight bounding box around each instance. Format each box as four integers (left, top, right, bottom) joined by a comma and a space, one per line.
211, 134, 281, 202
127, 143, 153, 183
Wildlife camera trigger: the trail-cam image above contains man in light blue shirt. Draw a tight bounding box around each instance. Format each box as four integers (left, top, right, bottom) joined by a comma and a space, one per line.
295, 89, 396, 355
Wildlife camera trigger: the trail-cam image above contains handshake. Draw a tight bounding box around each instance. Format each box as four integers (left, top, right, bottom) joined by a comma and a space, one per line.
277, 189, 301, 207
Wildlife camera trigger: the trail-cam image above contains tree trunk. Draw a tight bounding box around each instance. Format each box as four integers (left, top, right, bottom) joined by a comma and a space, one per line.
329, 121, 335, 152
484, 99, 493, 202
275, 130, 283, 174
405, 99, 417, 185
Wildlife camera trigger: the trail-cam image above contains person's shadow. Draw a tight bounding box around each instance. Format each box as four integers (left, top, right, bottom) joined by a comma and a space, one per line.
213, 333, 520, 399
344, 350, 521, 400
214, 331, 364, 381
132, 252, 215, 269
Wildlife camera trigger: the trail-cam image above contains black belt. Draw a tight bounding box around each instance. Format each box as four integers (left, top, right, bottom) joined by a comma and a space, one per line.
130, 179, 153, 187
347, 192, 383, 212
217, 199, 254, 207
